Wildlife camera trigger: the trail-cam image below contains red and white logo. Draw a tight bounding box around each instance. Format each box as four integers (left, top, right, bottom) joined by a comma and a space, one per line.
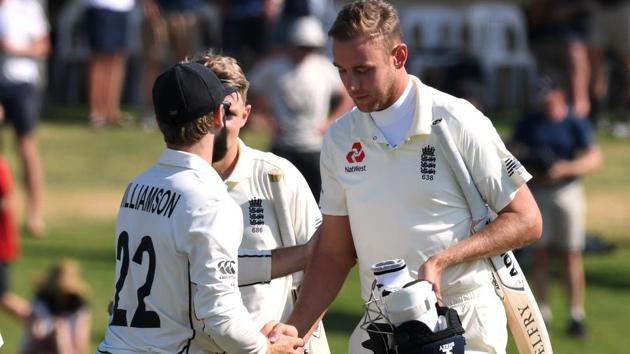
346, 142, 365, 163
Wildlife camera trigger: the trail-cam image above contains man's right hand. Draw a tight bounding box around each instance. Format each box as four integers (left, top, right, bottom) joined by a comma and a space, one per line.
262, 321, 304, 354
266, 335, 304, 354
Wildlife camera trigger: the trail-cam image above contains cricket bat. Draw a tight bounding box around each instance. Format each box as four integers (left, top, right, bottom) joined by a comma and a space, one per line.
432, 118, 553, 354
268, 168, 297, 248
267, 168, 331, 354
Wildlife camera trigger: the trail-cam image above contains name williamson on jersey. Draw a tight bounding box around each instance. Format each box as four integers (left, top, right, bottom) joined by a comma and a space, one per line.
120, 183, 181, 218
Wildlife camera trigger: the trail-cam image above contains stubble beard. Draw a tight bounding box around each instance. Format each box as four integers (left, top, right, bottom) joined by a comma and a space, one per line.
212, 125, 229, 162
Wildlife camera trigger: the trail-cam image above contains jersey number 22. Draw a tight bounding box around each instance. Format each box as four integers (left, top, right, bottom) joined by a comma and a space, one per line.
110, 231, 161, 328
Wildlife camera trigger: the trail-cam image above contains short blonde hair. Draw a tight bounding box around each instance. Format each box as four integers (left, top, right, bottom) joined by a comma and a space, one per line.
328, 0, 402, 50
196, 52, 250, 101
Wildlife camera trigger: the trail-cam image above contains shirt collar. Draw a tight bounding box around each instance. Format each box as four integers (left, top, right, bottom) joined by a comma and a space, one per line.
158, 148, 216, 176
224, 138, 253, 186
353, 75, 434, 142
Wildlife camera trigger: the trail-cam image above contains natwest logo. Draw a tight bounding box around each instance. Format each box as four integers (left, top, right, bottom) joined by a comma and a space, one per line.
346, 142, 365, 163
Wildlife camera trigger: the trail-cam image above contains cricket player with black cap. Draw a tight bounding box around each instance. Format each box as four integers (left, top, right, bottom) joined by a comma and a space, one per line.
97, 62, 304, 354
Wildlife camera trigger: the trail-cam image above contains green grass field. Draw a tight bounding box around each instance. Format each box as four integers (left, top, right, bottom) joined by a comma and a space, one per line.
0, 113, 628, 354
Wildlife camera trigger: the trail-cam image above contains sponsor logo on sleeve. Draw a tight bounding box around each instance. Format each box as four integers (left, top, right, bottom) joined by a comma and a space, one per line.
217, 260, 237, 284
218, 260, 236, 275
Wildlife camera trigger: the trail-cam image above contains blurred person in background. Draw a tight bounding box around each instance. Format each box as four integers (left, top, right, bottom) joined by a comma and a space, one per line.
20, 259, 91, 354
512, 76, 603, 339
248, 16, 353, 201
84, 0, 134, 128
220, 0, 283, 72
527, 0, 594, 118
271, 0, 336, 49
140, 0, 203, 128
588, 0, 630, 136
0, 148, 30, 321
0, 0, 50, 236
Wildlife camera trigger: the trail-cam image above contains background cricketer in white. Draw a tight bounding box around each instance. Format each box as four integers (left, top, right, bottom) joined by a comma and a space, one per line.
201, 53, 330, 353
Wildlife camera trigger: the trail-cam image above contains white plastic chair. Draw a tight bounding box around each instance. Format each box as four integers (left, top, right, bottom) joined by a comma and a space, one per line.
464, 3, 537, 109
400, 5, 464, 78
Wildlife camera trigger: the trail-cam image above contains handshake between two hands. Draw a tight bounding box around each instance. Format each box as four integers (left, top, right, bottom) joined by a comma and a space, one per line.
261, 321, 305, 354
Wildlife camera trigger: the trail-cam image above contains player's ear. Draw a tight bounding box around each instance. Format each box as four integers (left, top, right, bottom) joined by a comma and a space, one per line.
391, 43, 408, 69
211, 105, 224, 130
240, 104, 252, 127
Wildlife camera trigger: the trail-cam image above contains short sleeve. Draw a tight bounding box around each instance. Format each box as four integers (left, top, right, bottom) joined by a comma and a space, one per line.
237, 249, 272, 285
319, 128, 348, 215
450, 112, 532, 212
29, 2, 50, 38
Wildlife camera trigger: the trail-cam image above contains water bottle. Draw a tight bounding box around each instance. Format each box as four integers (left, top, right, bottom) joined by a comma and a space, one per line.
371, 259, 440, 331
371, 259, 416, 296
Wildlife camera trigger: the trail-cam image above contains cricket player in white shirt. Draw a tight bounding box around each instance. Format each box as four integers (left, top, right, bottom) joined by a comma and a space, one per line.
270, 1, 543, 354
197, 53, 330, 354
97, 62, 304, 354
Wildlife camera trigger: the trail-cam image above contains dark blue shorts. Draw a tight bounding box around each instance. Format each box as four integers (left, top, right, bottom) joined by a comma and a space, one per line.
0, 83, 41, 137
86, 7, 129, 54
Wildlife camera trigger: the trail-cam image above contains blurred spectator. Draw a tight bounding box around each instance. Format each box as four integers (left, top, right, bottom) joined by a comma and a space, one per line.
272, 0, 336, 48
512, 76, 603, 339
440, 56, 485, 111
526, 0, 594, 118
248, 16, 353, 201
84, 0, 134, 128
589, 0, 630, 136
0, 153, 30, 321
0, 0, 50, 236
220, 0, 283, 71
140, 0, 203, 127
21, 259, 91, 354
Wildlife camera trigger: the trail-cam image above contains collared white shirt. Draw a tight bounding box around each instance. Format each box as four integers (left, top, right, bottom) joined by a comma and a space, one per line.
227, 139, 321, 327
320, 76, 531, 300
98, 148, 267, 354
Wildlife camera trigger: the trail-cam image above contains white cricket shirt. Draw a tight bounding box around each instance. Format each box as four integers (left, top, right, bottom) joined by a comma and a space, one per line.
0, 0, 49, 85
228, 139, 322, 327
98, 149, 267, 354
320, 76, 531, 300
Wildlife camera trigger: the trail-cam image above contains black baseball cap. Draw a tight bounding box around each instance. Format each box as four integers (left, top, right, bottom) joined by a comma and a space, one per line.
152, 62, 237, 125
